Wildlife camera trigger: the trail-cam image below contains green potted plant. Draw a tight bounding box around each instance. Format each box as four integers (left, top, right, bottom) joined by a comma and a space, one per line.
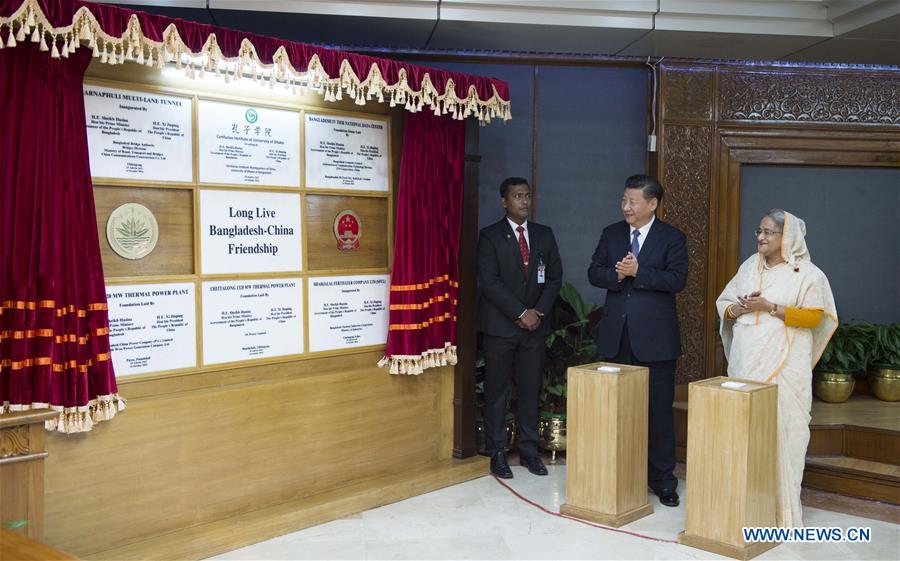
814, 323, 871, 403
863, 322, 900, 402
538, 282, 603, 461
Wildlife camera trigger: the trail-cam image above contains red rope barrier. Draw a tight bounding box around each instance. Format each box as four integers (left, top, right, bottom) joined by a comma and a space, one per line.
491, 474, 679, 545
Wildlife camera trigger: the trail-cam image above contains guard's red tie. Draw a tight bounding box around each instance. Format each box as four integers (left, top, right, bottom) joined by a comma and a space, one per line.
516, 225, 529, 274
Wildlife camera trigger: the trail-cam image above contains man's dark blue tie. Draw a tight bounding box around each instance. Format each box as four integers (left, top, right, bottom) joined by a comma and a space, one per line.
631, 230, 641, 256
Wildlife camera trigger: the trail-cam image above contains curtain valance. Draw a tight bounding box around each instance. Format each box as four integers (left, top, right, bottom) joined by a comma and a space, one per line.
0, 0, 511, 123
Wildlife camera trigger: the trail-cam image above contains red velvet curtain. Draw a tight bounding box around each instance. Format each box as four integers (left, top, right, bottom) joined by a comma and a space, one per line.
380, 112, 465, 374
0, 40, 124, 432
1, 0, 503, 385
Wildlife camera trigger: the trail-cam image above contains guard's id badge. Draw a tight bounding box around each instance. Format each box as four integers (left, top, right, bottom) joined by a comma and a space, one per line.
537, 257, 546, 285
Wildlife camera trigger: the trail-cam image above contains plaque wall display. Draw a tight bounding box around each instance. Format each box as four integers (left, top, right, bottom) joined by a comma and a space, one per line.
84, 84, 193, 182
106, 202, 160, 260
198, 100, 301, 187
201, 279, 303, 365
304, 113, 389, 191
106, 283, 197, 376
307, 274, 390, 352
89, 78, 394, 377
199, 189, 302, 275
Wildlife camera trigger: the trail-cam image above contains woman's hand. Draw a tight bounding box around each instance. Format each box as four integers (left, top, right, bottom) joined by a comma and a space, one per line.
737, 291, 774, 313
728, 303, 747, 319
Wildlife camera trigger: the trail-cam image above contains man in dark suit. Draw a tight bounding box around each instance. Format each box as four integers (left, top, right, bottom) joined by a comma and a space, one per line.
478, 177, 563, 479
588, 174, 688, 507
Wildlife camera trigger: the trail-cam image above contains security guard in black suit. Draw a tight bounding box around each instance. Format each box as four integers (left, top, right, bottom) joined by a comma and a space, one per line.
477, 177, 562, 479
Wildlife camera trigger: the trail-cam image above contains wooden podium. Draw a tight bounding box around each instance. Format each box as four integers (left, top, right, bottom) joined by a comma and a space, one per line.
560, 362, 653, 527
1, 410, 59, 542
678, 376, 779, 560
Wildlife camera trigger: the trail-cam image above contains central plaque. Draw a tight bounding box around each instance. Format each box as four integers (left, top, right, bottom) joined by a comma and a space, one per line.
200, 189, 302, 274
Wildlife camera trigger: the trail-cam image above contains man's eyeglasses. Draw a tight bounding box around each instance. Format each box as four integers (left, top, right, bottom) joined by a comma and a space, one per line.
754, 228, 782, 237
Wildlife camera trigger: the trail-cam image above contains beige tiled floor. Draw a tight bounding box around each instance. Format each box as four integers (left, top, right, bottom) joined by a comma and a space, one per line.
207, 464, 899, 560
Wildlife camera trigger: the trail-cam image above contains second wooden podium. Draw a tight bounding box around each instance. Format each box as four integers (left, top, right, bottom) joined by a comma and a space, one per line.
560, 362, 653, 527
678, 376, 779, 560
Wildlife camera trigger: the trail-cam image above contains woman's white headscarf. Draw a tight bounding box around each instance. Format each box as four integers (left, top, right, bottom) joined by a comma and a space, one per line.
778, 211, 810, 272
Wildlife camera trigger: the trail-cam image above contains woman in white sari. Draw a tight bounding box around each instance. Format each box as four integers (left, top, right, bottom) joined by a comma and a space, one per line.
716, 209, 838, 528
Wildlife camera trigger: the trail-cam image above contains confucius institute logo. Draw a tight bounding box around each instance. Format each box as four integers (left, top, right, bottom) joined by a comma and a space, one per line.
333, 210, 361, 252
245, 108, 259, 123
106, 203, 159, 260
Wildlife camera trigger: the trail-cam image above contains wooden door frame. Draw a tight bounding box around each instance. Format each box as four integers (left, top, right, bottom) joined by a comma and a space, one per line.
453, 121, 481, 458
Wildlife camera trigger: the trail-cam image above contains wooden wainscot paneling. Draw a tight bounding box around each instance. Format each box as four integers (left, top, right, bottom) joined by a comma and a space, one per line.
42, 354, 485, 560
63, 61, 479, 561
94, 185, 194, 277
306, 195, 389, 271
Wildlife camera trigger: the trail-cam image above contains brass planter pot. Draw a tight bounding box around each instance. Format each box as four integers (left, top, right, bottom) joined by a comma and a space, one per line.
813, 371, 856, 403
505, 415, 517, 451
475, 414, 516, 453
538, 413, 567, 463
869, 366, 900, 402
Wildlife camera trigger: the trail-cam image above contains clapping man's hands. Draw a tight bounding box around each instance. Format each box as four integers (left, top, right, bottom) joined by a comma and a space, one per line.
615, 252, 639, 281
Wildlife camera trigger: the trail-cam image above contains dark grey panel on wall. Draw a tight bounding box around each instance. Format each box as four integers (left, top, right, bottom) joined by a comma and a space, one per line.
740, 165, 900, 324
403, 61, 648, 308
535, 66, 648, 307
404, 61, 535, 231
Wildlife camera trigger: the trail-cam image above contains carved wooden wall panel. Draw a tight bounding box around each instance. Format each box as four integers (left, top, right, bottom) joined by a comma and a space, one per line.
662, 125, 711, 384
719, 71, 900, 125
663, 68, 714, 122
660, 62, 900, 385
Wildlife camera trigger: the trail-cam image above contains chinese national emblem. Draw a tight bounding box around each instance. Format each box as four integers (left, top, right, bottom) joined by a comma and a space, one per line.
333, 210, 361, 252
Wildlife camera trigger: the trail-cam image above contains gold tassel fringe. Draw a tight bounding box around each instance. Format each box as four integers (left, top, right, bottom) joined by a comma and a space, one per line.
1, 394, 127, 434
378, 342, 458, 376
0, 0, 511, 123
